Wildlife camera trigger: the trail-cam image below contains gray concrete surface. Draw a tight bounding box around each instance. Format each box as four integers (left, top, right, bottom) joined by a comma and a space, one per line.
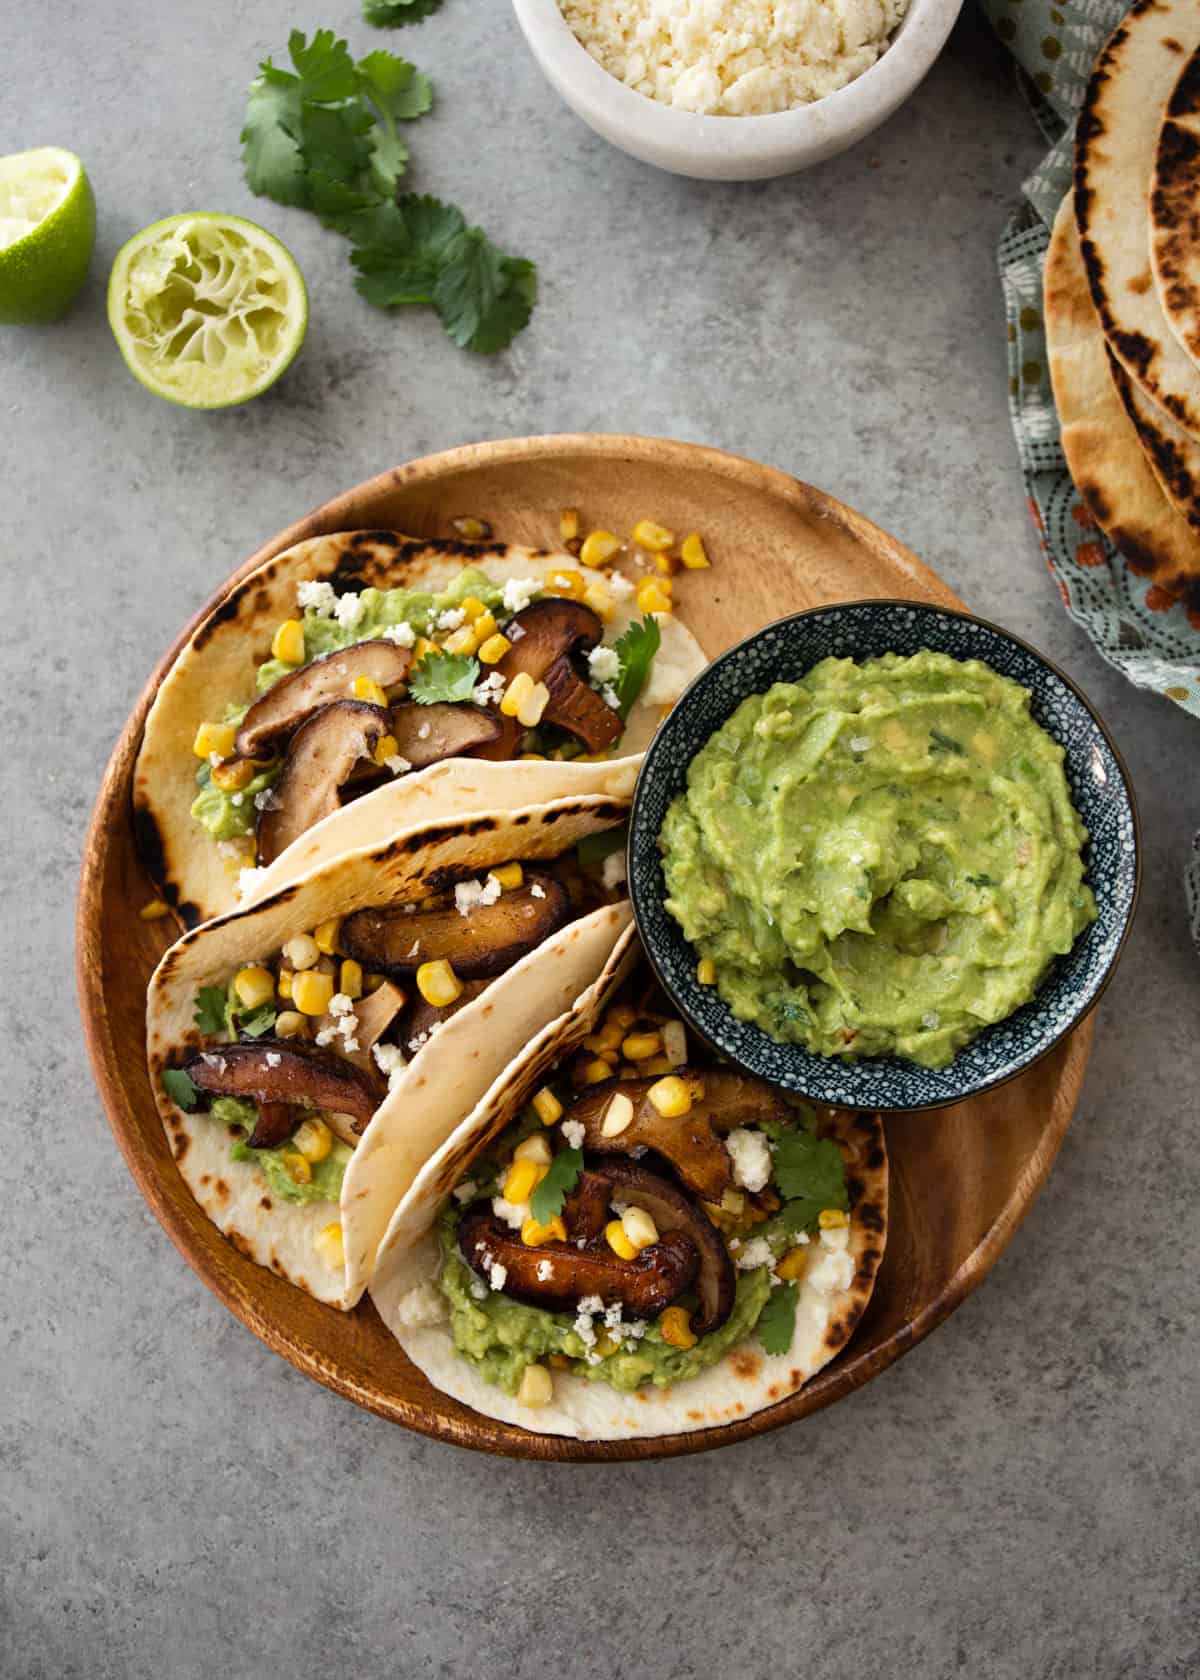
4, 3, 1197, 1676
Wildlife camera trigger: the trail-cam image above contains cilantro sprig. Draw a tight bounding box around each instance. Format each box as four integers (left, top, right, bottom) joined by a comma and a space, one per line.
410, 649, 480, 704
612, 616, 661, 720
364, 0, 445, 26
193, 985, 228, 1037
162, 1068, 199, 1112
529, 1146, 583, 1224
241, 30, 536, 354
772, 1129, 848, 1234
756, 1282, 798, 1356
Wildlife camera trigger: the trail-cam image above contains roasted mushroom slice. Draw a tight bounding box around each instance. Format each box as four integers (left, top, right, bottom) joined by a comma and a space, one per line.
495, 600, 622, 752
182, 1039, 381, 1138
388, 702, 503, 768
562, 1169, 613, 1246
400, 977, 488, 1049
246, 1100, 295, 1150
255, 700, 389, 867
235, 640, 412, 758
458, 1205, 699, 1320
587, 1157, 736, 1336
565, 1068, 792, 1202
339, 870, 573, 980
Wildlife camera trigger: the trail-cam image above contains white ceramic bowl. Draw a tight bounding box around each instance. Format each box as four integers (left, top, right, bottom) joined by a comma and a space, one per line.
511, 0, 964, 180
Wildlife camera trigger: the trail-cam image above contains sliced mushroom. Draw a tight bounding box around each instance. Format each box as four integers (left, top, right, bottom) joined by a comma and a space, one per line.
400, 977, 488, 1048
457, 1204, 699, 1320
495, 600, 622, 752
587, 1157, 736, 1336
339, 870, 573, 981
388, 702, 503, 768
182, 1040, 382, 1138
565, 1068, 792, 1202
562, 1169, 613, 1246
255, 700, 389, 866
247, 1100, 295, 1150
235, 640, 412, 758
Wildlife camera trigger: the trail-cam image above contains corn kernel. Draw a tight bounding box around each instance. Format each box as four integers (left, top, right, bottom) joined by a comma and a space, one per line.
560, 509, 580, 543
680, 531, 711, 570
192, 721, 237, 761
283, 933, 320, 971
275, 1010, 307, 1039
277, 968, 293, 1000
293, 1116, 333, 1163
413, 636, 440, 662
621, 1206, 658, 1251
477, 632, 511, 665
374, 733, 400, 767
632, 520, 675, 553
582, 577, 615, 621
662, 1020, 688, 1066
818, 1207, 850, 1229
313, 919, 340, 955
532, 1087, 563, 1127
340, 958, 363, 1000
503, 1158, 547, 1204
593, 1330, 620, 1358
514, 1132, 553, 1166
521, 1214, 567, 1247
696, 957, 717, 986
607, 1003, 637, 1031
211, 758, 255, 793
271, 619, 306, 665
581, 1058, 613, 1085
459, 596, 489, 623
500, 670, 534, 718
488, 861, 523, 891
721, 1188, 746, 1215
519, 752, 546, 761
139, 899, 170, 921
636, 577, 673, 615
517, 1363, 554, 1408
775, 1246, 810, 1282
647, 1075, 693, 1118
580, 529, 621, 568
618, 1063, 640, 1079
655, 552, 680, 576
622, 1030, 661, 1062
314, 1221, 345, 1269
584, 1023, 624, 1056
293, 970, 335, 1016
283, 1151, 311, 1185
544, 566, 585, 601
600, 1091, 634, 1138
234, 966, 276, 1009
443, 624, 480, 657
451, 515, 491, 541
472, 610, 498, 642
416, 958, 462, 1008
658, 1306, 697, 1349
352, 675, 389, 708
516, 681, 550, 728
641, 1055, 673, 1076
605, 1219, 637, 1260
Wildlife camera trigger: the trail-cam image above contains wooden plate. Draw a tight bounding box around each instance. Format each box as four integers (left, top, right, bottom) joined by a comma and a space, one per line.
77, 434, 1093, 1460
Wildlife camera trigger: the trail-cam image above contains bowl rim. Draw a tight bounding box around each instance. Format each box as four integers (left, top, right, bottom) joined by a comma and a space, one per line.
628, 596, 1142, 1113
511, 0, 965, 168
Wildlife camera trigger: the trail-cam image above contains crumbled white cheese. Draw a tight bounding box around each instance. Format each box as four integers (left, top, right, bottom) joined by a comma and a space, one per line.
386, 755, 413, 776
230, 793, 244, 808
417, 721, 431, 740
297, 579, 337, 617
372, 1041, 408, 1089
265, 1052, 281, 1068
470, 1278, 488, 1301
560, 1118, 585, 1150
530, 882, 546, 899
848, 735, 872, 754
237, 866, 266, 898
602, 1301, 624, 1331
253, 788, 277, 812
536, 1258, 555, 1282
452, 1179, 478, 1203
201, 1052, 227, 1072
454, 876, 502, 917
408, 1030, 430, 1053
601, 684, 620, 710
473, 671, 507, 707
502, 577, 540, 615
509, 621, 526, 641
560, 0, 909, 116
735, 1236, 774, 1272
588, 645, 620, 685
488, 1260, 508, 1292
606, 571, 635, 599
491, 1196, 528, 1230
395, 1280, 447, 1328
601, 849, 627, 891
727, 1127, 772, 1193
328, 993, 354, 1018
383, 620, 416, 648
436, 607, 467, 632
334, 591, 364, 630
806, 1224, 855, 1294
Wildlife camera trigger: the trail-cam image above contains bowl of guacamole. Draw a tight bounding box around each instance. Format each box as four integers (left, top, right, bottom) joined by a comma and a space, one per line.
627, 600, 1140, 1111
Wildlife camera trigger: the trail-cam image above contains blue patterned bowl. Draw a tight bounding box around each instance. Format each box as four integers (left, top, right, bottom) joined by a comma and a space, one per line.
628, 600, 1141, 1111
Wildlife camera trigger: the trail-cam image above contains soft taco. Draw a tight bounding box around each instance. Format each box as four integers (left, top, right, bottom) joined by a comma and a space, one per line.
147, 792, 634, 1309
134, 529, 707, 924
369, 949, 888, 1441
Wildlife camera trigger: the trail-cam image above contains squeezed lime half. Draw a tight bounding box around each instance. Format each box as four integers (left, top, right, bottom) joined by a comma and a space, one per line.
0, 146, 96, 324
107, 212, 307, 408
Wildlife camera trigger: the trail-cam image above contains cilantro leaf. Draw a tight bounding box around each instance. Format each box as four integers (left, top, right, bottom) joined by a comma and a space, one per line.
365, 0, 445, 24
241, 72, 307, 204
433, 230, 537, 353
350, 195, 462, 305
772, 1130, 849, 1230
357, 50, 433, 120
236, 1004, 278, 1039
409, 650, 480, 704
756, 1282, 798, 1356
193, 986, 228, 1037
530, 1146, 584, 1224
612, 615, 661, 720
287, 28, 360, 102
162, 1067, 199, 1112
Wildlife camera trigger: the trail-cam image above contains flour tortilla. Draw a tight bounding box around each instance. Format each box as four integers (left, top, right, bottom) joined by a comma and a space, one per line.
1074, 0, 1200, 437
1111, 353, 1200, 533
134, 530, 706, 927
369, 955, 888, 1442
147, 791, 633, 1309
1045, 194, 1200, 607
1152, 45, 1200, 376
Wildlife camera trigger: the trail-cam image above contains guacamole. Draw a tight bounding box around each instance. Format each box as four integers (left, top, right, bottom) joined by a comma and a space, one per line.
214, 1097, 350, 1204
660, 651, 1097, 1069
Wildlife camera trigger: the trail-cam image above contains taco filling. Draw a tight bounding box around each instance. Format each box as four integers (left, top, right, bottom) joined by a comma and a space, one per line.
390, 985, 862, 1407
189, 562, 667, 874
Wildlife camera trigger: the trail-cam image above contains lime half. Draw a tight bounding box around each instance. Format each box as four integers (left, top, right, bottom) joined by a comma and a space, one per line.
107, 213, 307, 408
0, 147, 96, 324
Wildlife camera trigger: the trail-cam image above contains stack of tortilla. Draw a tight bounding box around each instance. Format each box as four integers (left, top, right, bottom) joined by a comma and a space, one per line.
1045, 0, 1200, 616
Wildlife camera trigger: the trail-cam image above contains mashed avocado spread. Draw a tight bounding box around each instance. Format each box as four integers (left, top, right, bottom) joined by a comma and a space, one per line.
660, 651, 1096, 1069
214, 1096, 350, 1204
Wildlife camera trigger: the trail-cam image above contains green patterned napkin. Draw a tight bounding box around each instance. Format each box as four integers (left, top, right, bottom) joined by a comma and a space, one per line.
982, 0, 1200, 717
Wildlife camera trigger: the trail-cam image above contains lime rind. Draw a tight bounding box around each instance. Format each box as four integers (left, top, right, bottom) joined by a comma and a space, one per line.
0, 147, 95, 324
107, 213, 307, 409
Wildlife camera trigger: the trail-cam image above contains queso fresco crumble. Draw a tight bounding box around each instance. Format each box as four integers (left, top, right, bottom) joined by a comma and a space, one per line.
558, 0, 912, 115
